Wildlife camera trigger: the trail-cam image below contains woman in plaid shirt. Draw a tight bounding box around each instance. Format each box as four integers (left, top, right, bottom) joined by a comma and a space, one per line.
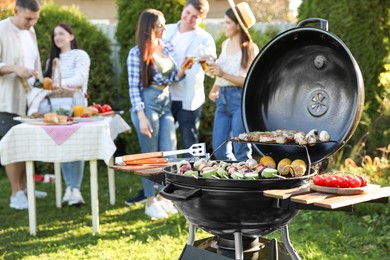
127, 9, 193, 219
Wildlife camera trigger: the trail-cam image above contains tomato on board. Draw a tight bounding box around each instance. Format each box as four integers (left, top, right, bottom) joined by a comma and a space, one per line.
359, 176, 368, 187
349, 176, 362, 188
337, 176, 350, 188
313, 175, 326, 186
101, 104, 112, 113
325, 175, 338, 187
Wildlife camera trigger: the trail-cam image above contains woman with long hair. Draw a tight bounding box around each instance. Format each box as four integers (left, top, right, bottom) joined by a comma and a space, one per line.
127, 9, 192, 219
44, 23, 91, 206
208, 1, 259, 161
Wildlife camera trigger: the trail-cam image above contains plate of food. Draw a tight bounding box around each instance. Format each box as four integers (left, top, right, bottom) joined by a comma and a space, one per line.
13, 116, 43, 123
26, 113, 75, 125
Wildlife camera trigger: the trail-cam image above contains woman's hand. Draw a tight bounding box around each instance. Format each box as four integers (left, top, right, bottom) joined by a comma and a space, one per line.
138, 110, 153, 138
209, 63, 224, 78
177, 56, 195, 78
209, 85, 219, 102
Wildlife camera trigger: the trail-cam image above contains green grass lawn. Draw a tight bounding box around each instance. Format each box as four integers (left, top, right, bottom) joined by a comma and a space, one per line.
0, 164, 389, 259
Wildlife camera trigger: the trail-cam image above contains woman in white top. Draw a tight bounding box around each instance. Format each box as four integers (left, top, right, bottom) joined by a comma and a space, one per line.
44, 23, 91, 206
208, 2, 259, 161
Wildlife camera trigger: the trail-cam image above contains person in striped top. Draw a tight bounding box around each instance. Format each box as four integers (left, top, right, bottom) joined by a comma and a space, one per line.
44, 23, 91, 206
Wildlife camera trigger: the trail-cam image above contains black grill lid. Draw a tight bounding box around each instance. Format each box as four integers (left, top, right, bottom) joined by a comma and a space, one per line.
242, 18, 364, 164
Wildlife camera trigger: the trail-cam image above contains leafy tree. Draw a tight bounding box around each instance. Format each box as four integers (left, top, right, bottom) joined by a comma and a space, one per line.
35, 3, 115, 107
115, 0, 184, 154
247, 0, 294, 22
0, 2, 115, 108
298, 0, 390, 154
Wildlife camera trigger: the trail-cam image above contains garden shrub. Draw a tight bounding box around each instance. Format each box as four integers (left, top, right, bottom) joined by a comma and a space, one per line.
116, 0, 186, 155
298, 0, 390, 156
0, 2, 115, 108
35, 3, 115, 108
115, 0, 285, 155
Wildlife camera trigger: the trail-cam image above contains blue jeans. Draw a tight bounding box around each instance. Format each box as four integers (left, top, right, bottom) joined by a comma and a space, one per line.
212, 86, 252, 161
171, 101, 202, 151
61, 161, 85, 189
131, 87, 176, 198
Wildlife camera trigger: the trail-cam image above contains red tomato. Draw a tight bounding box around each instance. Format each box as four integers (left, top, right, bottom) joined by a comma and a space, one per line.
359, 176, 368, 187
101, 104, 112, 113
337, 176, 350, 188
325, 175, 338, 187
313, 175, 325, 186
349, 176, 362, 188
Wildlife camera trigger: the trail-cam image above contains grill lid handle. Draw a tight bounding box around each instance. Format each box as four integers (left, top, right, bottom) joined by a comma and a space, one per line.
160, 183, 202, 201
297, 18, 328, 31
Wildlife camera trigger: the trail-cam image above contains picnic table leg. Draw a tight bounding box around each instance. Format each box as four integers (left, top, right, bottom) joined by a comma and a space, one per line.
26, 161, 36, 236
108, 156, 115, 205
90, 160, 99, 233
54, 162, 62, 208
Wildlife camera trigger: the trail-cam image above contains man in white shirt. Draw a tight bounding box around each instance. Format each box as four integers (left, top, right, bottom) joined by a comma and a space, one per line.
164, 0, 216, 152
0, 0, 44, 209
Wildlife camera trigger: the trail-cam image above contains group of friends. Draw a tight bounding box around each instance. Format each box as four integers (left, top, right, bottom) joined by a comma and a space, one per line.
0, 0, 259, 220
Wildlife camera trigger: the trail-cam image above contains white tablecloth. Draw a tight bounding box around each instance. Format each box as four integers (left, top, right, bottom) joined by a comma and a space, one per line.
0, 115, 130, 165
0, 114, 131, 235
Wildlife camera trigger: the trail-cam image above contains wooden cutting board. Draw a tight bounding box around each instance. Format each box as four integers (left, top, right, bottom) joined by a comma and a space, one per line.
309, 183, 380, 195
263, 186, 310, 199
112, 163, 173, 176
313, 186, 390, 209
291, 192, 336, 204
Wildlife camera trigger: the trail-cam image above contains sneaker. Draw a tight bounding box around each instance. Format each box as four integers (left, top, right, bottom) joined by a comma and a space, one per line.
159, 199, 178, 214
24, 189, 48, 199
124, 189, 147, 206
145, 202, 168, 219
10, 190, 28, 210
62, 187, 72, 203
68, 188, 85, 206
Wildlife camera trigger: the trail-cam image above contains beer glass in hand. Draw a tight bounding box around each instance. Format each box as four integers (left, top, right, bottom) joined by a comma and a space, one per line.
181, 56, 196, 70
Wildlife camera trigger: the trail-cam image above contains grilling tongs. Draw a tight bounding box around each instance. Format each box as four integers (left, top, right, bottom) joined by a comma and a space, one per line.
115, 143, 206, 165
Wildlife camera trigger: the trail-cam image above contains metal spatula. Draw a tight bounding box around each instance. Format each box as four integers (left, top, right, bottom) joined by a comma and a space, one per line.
115, 143, 206, 165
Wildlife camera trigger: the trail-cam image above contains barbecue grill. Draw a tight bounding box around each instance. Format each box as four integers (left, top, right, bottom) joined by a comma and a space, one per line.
158, 18, 365, 260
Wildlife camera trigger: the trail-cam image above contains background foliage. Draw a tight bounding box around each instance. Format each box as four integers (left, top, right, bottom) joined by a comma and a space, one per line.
115, 0, 282, 155
114, 0, 185, 155
0, 0, 388, 162
35, 3, 116, 107
298, 0, 390, 156
0, 1, 115, 108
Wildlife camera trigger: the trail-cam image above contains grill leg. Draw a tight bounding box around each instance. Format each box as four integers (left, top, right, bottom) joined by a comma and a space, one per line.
187, 223, 196, 245
269, 238, 279, 260
234, 232, 244, 260
281, 225, 301, 260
